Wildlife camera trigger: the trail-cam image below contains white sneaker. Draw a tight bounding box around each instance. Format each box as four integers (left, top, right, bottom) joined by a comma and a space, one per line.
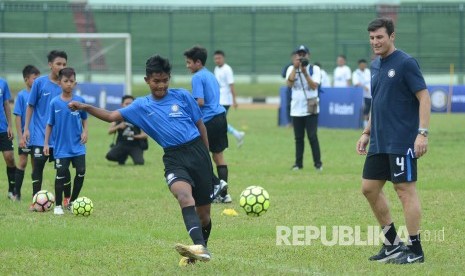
221, 194, 232, 203
213, 180, 228, 199
236, 131, 245, 148
54, 206, 64, 215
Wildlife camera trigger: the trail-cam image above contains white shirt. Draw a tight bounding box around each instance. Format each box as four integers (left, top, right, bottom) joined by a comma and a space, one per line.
320, 69, 331, 88
333, 65, 352, 88
286, 65, 321, 117
352, 68, 372, 99
214, 63, 234, 106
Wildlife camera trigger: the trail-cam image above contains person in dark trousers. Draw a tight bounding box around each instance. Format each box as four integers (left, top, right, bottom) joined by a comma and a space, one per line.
285, 45, 323, 172
356, 18, 431, 264
105, 95, 148, 165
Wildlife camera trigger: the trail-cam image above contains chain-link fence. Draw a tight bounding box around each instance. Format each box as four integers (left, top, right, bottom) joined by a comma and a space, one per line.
0, 3, 463, 82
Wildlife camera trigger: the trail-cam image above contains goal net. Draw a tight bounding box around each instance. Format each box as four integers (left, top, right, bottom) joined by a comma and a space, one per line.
0, 33, 132, 95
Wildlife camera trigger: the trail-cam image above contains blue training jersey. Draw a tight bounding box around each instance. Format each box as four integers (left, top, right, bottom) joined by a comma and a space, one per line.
369, 50, 427, 155
191, 67, 226, 122
27, 75, 62, 147
119, 89, 202, 149
0, 78, 12, 132
13, 89, 30, 133
48, 95, 87, 159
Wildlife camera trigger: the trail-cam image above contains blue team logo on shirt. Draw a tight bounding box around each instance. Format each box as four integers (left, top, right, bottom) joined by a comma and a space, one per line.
388, 69, 396, 78
169, 104, 183, 117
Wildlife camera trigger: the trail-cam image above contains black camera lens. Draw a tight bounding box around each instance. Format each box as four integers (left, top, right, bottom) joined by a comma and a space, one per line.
300, 58, 309, 67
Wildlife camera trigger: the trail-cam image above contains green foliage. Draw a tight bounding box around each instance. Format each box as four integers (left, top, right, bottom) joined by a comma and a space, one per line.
0, 110, 464, 274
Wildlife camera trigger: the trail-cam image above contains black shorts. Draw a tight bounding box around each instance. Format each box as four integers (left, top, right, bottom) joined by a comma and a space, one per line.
54, 154, 86, 170
0, 132, 14, 151
363, 153, 417, 184
204, 113, 228, 153
32, 146, 55, 162
18, 146, 33, 156
163, 137, 214, 207
363, 98, 372, 116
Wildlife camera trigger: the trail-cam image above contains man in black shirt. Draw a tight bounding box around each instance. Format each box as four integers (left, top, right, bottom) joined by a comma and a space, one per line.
106, 95, 148, 165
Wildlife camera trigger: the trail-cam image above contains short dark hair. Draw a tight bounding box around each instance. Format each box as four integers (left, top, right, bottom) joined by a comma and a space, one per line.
121, 95, 134, 104
22, 65, 40, 79
145, 54, 171, 77
58, 67, 75, 79
47, 50, 68, 63
367, 18, 395, 37
338, 54, 347, 60
358, 59, 367, 64
213, 50, 225, 57
184, 46, 207, 66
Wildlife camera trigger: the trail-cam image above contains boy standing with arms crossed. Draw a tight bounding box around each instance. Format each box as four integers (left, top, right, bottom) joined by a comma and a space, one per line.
44, 68, 88, 215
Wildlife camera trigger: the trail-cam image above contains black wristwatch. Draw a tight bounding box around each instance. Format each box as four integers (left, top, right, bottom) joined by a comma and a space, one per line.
418, 128, 428, 137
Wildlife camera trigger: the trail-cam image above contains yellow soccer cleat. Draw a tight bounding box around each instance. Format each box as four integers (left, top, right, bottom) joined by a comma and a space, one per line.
174, 243, 211, 262
179, 256, 196, 267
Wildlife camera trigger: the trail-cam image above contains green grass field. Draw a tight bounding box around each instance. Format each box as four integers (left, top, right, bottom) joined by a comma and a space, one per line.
0, 109, 464, 275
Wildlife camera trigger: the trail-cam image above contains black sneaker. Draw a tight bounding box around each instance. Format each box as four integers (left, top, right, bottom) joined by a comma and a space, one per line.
369, 243, 406, 262
387, 248, 424, 264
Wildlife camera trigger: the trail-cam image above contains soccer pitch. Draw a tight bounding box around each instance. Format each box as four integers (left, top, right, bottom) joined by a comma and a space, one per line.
0, 108, 463, 274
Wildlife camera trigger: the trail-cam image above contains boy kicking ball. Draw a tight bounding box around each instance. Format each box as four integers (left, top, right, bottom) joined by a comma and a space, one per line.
68, 55, 221, 265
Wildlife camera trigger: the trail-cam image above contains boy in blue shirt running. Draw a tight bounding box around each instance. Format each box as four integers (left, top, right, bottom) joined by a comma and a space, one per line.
44, 68, 88, 215
184, 46, 231, 203
69, 55, 215, 266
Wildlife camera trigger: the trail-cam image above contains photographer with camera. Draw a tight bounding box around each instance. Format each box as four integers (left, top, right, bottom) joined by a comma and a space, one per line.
285, 45, 323, 172
105, 95, 148, 165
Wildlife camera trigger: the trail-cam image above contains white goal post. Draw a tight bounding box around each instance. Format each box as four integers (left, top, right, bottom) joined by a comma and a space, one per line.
0, 33, 132, 95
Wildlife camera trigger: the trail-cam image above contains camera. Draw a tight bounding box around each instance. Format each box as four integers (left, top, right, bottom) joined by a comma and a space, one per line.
299, 57, 309, 67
